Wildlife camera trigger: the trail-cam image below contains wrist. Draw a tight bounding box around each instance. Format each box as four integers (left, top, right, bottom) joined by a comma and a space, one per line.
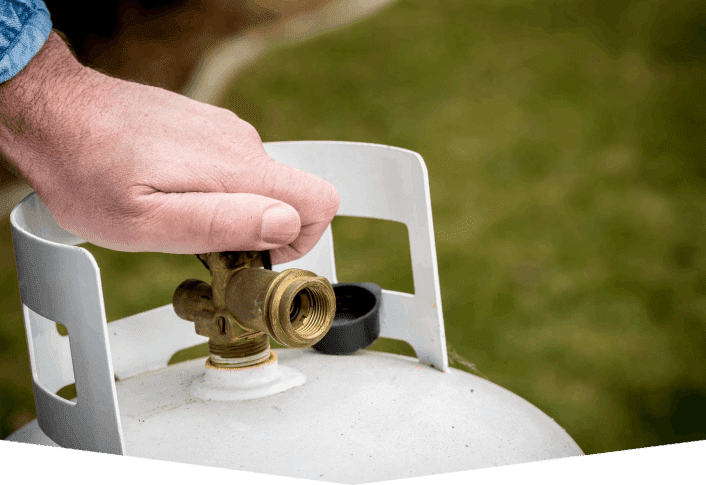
0, 32, 91, 186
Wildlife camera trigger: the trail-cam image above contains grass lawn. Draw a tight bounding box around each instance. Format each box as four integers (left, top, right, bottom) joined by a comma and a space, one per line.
2, 0, 706, 456
223, 0, 706, 454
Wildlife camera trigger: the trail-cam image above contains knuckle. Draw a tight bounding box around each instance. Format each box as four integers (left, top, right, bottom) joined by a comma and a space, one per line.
216, 108, 261, 142
107, 188, 160, 240
204, 197, 250, 250
318, 182, 340, 220
206, 199, 231, 249
258, 159, 282, 188
214, 106, 240, 122
239, 122, 262, 144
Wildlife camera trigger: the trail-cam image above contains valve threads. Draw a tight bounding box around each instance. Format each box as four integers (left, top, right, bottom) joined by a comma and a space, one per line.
226, 268, 336, 347
209, 333, 270, 368
285, 285, 332, 341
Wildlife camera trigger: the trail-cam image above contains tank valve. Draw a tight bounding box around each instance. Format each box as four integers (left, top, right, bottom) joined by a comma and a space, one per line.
173, 251, 336, 369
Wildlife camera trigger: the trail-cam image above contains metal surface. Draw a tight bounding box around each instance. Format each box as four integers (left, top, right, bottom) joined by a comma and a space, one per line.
7, 349, 583, 484
225, 267, 335, 347
264, 142, 448, 371
173, 250, 336, 366
10, 194, 124, 455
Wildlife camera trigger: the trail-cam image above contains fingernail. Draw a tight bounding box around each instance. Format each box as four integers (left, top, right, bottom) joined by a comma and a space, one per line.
262, 205, 300, 245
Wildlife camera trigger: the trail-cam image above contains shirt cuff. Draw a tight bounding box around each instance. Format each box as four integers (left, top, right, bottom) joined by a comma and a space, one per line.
0, 4, 52, 84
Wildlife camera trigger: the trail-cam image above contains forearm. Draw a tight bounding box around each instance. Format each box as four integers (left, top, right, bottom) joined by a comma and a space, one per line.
0, 32, 90, 186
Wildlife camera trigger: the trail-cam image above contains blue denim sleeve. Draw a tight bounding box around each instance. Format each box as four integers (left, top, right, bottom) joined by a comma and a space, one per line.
0, 0, 52, 83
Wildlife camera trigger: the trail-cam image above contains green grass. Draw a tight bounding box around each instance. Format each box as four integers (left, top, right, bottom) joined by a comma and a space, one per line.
223, 0, 706, 454
3, 0, 706, 456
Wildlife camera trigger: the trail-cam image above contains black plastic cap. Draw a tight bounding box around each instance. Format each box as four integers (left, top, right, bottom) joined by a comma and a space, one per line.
312, 282, 382, 355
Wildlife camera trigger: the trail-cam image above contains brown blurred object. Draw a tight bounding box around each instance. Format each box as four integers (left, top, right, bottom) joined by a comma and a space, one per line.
0, 0, 332, 194
85, 0, 333, 92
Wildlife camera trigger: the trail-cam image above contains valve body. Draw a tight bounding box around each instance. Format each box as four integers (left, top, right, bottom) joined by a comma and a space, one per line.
173, 251, 336, 368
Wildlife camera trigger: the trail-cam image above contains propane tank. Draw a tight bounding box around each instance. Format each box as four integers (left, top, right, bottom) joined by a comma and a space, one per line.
5, 141, 583, 483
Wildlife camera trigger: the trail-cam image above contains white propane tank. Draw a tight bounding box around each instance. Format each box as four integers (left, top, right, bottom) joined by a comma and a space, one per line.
5, 142, 583, 483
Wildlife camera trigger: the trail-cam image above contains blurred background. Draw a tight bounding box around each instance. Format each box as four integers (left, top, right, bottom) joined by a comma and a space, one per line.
2, 0, 706, 456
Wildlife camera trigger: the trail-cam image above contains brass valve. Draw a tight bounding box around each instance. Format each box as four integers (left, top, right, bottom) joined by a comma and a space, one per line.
173, 251, 336, 369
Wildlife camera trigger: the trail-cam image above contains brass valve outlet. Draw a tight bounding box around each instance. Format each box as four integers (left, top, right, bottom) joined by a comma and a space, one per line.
173, 251, 336, 368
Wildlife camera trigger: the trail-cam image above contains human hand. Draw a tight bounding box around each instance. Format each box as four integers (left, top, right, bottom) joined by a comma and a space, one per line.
0, 33, 339, 265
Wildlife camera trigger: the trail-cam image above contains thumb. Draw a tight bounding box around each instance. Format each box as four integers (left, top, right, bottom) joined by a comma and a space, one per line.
138, 192, 301, 253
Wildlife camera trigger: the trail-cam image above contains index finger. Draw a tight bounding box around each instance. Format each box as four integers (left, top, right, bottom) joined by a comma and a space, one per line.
246, 158, 340, 264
